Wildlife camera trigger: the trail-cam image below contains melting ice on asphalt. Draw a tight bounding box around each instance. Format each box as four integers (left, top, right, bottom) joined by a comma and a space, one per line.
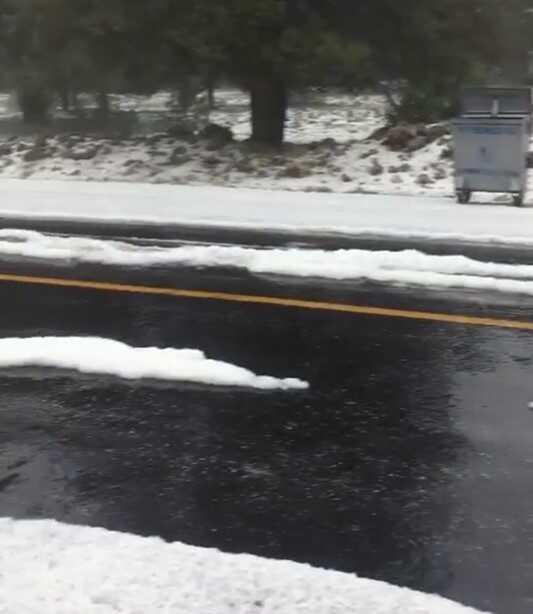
0, 337, 308, 390
0, 518, 490, 614
3, 228, 533, 295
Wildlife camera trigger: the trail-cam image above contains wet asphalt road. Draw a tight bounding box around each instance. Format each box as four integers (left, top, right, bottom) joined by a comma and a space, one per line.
1, 234, 533, 614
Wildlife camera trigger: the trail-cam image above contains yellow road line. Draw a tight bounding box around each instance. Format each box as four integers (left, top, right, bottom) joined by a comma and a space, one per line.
0, 271, 532, 331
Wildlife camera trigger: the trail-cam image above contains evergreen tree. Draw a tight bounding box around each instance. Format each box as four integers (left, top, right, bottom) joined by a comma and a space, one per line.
159, 0, 369, 145
0, 0, 525, 132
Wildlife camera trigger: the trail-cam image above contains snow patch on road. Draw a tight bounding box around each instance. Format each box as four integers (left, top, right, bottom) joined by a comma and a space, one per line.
0, 337, 308, 390
0, 518, 490, 614
4, 228, 533, 296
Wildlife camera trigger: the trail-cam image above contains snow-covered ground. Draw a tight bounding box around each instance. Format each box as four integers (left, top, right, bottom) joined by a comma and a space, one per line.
2, 180, 533, 247
0, 89, 530, 201
0, 128, 455, 196
0, 337, 308, 390
4, 228, 533, 296
0, 518, 489, 614
0, 90, 458, 196
0, 89, 387, 143
209, 90, 386, 143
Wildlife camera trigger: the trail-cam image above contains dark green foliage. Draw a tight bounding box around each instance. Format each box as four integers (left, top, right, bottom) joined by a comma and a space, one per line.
0, 0, 526, 137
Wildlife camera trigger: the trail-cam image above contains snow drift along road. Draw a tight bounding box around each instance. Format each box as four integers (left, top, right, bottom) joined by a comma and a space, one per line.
0, 518, 490, 614
2, 228, 533, 296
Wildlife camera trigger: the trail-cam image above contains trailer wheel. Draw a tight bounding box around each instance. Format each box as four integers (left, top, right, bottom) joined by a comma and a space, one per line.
456, 190, 471, 204
512, 192, 525, 207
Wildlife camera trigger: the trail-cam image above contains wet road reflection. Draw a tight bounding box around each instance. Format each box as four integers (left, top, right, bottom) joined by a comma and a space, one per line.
1, 266, 533, 614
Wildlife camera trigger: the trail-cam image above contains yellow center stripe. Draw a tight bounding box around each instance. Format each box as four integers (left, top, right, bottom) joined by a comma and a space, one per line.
0, 271, 532, 331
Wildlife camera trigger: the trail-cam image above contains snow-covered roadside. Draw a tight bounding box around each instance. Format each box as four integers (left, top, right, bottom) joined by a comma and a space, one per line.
2, 180, 533, 246
0, 337, 308, 390
4, 229, 533, 296
0, 88, 530, 200
0, 518, 489, 614
0, 128, 454, 196
0, 90, 456, 196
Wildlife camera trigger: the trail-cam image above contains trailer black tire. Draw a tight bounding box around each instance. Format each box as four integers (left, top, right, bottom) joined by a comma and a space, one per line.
456, 190, 471, 204
512, 192, 525, 207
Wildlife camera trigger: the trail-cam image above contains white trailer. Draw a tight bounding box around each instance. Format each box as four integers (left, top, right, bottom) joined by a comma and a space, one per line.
452, 87, 532, 206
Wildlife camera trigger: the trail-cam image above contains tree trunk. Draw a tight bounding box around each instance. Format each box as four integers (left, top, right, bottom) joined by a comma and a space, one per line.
178, 74, 195, 112
59, 86, 70, 112
206, 69, 217, 110
71, 91, 81, 115
250, 75, 287, 147
207, 80, 216, 110
97, 90, 110, 120
18, 86, 50, 125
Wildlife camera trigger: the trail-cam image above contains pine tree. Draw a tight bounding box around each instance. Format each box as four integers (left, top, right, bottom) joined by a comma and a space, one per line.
159, 0, 369, 145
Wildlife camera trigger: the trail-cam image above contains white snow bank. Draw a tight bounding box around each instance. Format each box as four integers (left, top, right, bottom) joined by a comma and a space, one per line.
1, 180, 533, 246
3, 228, 533, 296
0, 337, 308, 390
0, 518, 489, 614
